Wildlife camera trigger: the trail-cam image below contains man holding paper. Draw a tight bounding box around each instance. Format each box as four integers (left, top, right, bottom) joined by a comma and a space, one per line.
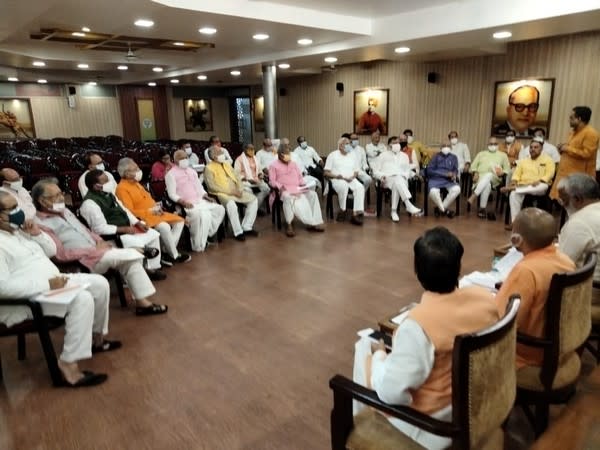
0, 191, 119, 387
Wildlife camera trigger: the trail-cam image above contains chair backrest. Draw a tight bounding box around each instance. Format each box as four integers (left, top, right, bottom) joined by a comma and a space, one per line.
541, 252, 596, 389
452, 296, 520, 449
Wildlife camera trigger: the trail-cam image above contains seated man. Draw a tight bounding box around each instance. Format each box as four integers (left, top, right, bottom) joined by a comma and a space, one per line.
80, 170, 166, 280
355, 226, 499, 449
371, 141, 422, 221
0, 191, 120, 387
293, 136, 324, 186
501, 137, 555, 227
324, 137, 365, 225
78, 152, 117, 197
182, 142, 200, 166
448, 130, 471, 173
347, 132, 372, 193
268, 144, 325, 237
203, 135, 233, 164
234, 143, 270, 211
116, 158, 190, 265
0, 168, 36, 220
256, 138, 278, 176
32, 179, 168, 316
518, 127, 560, 163
499, 130, 522, 171
398, 134, 420, 176
166, 150, 226, 252
496, 208, 575, 368
150, 149, 173, 182
204, 146, 258, 241
403, 129, 429, 167
365, 131, 386, 166
426, 142, 461, 218
467, 136, 511, 220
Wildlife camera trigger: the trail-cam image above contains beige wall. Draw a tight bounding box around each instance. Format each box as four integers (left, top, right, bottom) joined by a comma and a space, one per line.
31, 96, 122, 138
277, 31, 600, 157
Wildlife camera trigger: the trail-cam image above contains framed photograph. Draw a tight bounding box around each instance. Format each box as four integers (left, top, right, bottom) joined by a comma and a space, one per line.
0, 98, 36, 139
491, 79, 555, 138
253, 96, 265, 132
183, 98, 213, 132
354, 88, 389, 135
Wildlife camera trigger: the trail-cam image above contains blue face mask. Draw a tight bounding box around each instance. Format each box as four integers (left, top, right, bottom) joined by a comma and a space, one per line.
8, 206, 25, 229
344, 144, 353, 153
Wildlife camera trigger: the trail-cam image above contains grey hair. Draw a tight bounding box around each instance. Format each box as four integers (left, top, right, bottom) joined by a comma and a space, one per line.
558, 173, 600, 200
31, 177, 59, 209
277, 143, 288, 154
337, 137, 347, 147
117, 157, 135, 177
207, 145, 220, 160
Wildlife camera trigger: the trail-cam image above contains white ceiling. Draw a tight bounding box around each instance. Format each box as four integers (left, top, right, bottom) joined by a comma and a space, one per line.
0, 0, 599, 87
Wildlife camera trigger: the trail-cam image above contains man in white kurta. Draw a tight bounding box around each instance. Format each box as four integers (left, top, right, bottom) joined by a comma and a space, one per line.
203, 136, 233, 164
365, 131, 387, 167
234, 143, 270, 210
448, 131, 471, 173
256, 138, 278, 175
78, 152, 118, 198
324, 137, 365, 225
371, 143, 422, 221
518, 128, 561, 163
0, 191, 117, 387
0, 168, 37, 220
166, 150, 226, 251
349, 132, 372, 192
293, 136, 324, 186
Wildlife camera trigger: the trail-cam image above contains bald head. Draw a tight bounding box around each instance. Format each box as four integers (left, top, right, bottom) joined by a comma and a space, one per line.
0, 168, 19, 183
512, 208, 556, 252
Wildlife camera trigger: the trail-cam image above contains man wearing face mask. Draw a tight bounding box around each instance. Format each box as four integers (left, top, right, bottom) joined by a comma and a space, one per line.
80, 170, 165, 280
366, 132, 386, 166
0, 191, 120, 387
324, 137, 365, 225
344, 133, 372, 194
0, 168, 36, 220
204, 146, 259, 241
467, 137, 511, 220
115, 158, 189, 265
398, 134, 420, 175
499, 130, 522, 169
78, 152, 117, 198
447, 131, 471, 173
426, 142, 461, 218
203, 136, 233, 164
256, 138, 278, 175
234, 143, 270, 212
32, 179, 169, 316
518, 128, 560, 163
370, 139, 422, 221
403, 129, 429, 166
166, 150, 226, 252
496, 208, 575, 369
181, 142, 199, 166
293, 136, 324, 186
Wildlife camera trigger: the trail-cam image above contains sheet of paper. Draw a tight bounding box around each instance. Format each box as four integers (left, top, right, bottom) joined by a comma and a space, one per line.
493, 247, 523, 279
33, 283, 90, 305
459, 271, 499, 290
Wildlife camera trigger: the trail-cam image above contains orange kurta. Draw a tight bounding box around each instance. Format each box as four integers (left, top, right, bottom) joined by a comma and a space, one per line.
115, 179, 183, 227
495, 245, 575, 368
499, 141, 523, 166
550, 124, 599, 199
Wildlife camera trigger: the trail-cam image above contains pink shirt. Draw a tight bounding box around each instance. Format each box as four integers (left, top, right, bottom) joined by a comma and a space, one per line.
151, 162, 171, 181
268, 159, 305, 195
165, 165, 206, 204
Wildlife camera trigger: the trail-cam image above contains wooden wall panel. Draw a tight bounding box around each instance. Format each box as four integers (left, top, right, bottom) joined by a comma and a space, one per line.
117, 86, 170, 141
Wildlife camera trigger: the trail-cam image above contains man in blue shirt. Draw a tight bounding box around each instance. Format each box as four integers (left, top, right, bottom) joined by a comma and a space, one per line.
426, 143, 461, 218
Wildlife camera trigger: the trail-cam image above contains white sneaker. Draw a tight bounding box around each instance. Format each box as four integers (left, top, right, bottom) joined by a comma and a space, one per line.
406, 204, 422, 215
391, 211, 400, 222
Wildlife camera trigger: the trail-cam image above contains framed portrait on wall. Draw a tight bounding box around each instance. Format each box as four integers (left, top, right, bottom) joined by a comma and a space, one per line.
354, 88, 389, 135
0, 98, 35, 139
491, 79, 555, 138
183, 98, 213, 132
253, 96, 265, 132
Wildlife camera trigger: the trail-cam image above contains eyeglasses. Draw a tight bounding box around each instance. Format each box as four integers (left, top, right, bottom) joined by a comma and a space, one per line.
509, 102, 539, 113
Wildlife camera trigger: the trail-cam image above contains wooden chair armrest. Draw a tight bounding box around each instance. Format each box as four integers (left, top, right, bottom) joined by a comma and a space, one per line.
329, 375, 459, 437
517, 332, 552, 348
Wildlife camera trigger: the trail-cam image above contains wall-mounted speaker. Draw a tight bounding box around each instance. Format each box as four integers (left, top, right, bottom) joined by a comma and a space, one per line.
279, 88, 287, 96
336, 82, 344, 93
68, 86, 77, 95
427, 72, 438, 84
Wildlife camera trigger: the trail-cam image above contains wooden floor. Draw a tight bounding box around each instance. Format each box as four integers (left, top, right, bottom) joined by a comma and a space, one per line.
0, 196, 591, 449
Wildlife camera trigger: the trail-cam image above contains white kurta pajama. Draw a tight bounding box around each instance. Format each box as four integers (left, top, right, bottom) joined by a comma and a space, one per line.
371, 151, 417, 212
0, 229, 110, 363
234, 153, 270, 208
324, 150, 365, 212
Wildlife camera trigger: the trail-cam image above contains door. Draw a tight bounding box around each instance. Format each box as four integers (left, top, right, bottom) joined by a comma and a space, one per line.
136, 98, 157, 141
229, 97, 252, 144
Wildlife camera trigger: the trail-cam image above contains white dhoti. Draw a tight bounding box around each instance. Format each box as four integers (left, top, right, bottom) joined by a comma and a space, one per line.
185, 200, 226, 252
154, 221, 184, 260
473, 172, 495, 208
331, 179, 365, 213
281, 190, 324, 226
118, 228, 161, 270
509, 183, 549, 222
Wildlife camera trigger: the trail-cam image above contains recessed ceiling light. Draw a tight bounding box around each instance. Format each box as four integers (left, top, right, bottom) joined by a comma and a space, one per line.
32, 61, 46, 67
148, 82, 156, 86
324, 56, 337, 63
278, 63, 290, 69
152, 67, 163, 72
197, 75, 207, 80
394, 46, 411, 54
81, 27, 91, 32
88, 81, 97, 86
297, 38, 313, 46
230, 70, 241, 76
493, 30, 512, 39
37, 79, 47, 84
7, 77, 18, 82
135, 19, 154, 27
173, 42, 185, 46
253, 33, 269, 40
199, 27, 217, 35
117, 65, 128, 70
72, 32, 86, 37
170, 79, 179, 84
77, 63, 89, 69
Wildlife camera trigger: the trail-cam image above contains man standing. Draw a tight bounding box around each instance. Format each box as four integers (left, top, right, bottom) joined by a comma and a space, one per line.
550, 106, 599, 200
204, 146, 258, 241
493, 85, 540, 136
448, 131, 471, 173
293, 136, 324, 186
166, 150, 226, 252
496, 208, 575, 368
0, 168, 36, 219
78, 152, 117, 197
365, 132, 387, 166
426, 143, 461, 218
268, 144, 325, 237
324, 138, 365, 225
234, 143, 270, 211
502, 138, 555, 227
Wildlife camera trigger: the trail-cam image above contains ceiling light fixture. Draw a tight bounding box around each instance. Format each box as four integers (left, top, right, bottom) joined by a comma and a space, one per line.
394, 46, 411, 54
148, 82, 156, 86
32, 61, 46, 67
152, 67, 163, 72
37, 79, 47, 84
117, 65, 128, 70
7, 77, 18, 82
230, 70, 241, 76
81, 27, 91, 32
135, 19, 154, 27
324, 56, 337, 63
253, 33, 269, 40
170, 79, 179, 84
173, 42, 185, 46
493, 30, 512, 39
199, 27, 217, 35
278, 63, 290, 69
197, 75, 207, 80
88, 81, 97, 86
77, 63, 89, 69
72, 32, 86, 37
297, 38, 313, 46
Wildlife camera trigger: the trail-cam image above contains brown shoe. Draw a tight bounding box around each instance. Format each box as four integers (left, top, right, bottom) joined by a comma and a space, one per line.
307, 224, 325, 232
286, 224, 295, 237
350, 214, 363, 226
336, 211, 346, 222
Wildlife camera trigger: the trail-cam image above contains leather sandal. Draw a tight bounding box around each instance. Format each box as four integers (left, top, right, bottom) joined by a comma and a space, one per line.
59, 370, 108, 388
135, 303, 168, 316
92, 340, 123, 354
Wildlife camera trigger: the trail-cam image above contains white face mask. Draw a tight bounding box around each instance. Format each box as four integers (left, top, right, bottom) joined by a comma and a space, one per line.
351, 139, 359, 148
96, 163, 105, 171
407, 136, 414, 144
52, 202, 66, 212
344, 144, 352, 153
184, 147, 192, 155
391, 143, 401, 153
300, 142, 308, 149
488, 145, 498, 152
178, 159, 190, 169
216, 154, 227, 163
450, 137, 458, 145
8, 179, 23, 191
505, 136, 515, 144
134, 170, 143, 181
441, 146, 451, 155
101, 183, 113, 193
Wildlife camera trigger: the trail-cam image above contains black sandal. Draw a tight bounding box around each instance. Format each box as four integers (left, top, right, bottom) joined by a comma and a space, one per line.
135, 303, 168, 316
59, 370, 108, 388
92, 339, 123, 354
477, 209, 487, 219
